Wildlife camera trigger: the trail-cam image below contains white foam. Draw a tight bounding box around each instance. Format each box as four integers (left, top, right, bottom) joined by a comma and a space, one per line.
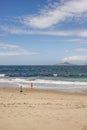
0, 74, 6, 78
34, 79, 87, 86
0, 78, 87, 92
0, 78, 87, 85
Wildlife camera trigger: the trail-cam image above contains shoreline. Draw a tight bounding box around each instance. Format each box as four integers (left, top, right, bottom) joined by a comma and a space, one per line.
0, 86, 87, 95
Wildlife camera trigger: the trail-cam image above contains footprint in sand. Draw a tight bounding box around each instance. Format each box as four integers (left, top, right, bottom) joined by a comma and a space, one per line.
82, 126, 87, 130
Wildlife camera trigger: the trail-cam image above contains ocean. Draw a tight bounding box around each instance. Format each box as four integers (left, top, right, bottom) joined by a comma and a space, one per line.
0, 65, 87, 92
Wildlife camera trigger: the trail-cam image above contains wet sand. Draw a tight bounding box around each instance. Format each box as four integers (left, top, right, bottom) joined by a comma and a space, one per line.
0, 87, 87, 130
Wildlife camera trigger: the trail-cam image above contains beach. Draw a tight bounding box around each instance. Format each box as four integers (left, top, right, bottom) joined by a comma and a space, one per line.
0, 87, 87, 130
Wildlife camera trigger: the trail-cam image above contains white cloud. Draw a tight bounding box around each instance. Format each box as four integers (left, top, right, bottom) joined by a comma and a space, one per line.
75, 48, 87, 52
1, 25, 87, 38
65, 38, 84, 42
0, 25, 34, 35
0, 0, 87, 40
63, 55, 87, 61
78, 30, 87, 37
0, 25, 72, 36
65, 47, 87, 53
21, 0, 87, 29
0, 43, 39, 56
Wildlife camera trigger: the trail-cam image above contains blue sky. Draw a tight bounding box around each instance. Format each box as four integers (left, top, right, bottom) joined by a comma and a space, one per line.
0, 0, 87, 65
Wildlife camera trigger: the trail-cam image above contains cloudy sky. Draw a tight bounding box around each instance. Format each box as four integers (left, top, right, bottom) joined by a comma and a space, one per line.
0, 0, 87, 65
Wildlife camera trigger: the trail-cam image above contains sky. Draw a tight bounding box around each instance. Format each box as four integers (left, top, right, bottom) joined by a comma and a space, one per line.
0, 0, 87, 65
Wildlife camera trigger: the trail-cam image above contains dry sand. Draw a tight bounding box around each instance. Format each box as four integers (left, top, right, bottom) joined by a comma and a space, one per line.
0, 87, 87, 130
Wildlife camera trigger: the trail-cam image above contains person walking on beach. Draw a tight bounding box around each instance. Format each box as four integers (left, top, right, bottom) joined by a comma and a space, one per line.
20, 85, 23, 92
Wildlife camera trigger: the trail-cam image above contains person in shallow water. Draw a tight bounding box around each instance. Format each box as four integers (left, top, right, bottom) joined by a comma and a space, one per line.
30, 83, 33, 89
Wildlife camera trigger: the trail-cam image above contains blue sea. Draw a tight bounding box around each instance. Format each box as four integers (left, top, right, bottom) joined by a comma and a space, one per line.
0, 65, 87, 92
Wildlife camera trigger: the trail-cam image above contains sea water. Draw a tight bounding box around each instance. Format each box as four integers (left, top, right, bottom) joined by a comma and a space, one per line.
0, 65, 87, 92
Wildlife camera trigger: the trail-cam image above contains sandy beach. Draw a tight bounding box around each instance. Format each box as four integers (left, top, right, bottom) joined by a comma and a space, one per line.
0, 87, 87, 130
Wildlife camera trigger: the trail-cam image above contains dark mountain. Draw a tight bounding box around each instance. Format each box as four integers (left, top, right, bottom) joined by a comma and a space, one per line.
55, 62, 74, 66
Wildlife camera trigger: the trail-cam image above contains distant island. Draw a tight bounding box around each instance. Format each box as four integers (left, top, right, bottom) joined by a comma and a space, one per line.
54, 62, 87, 66
55, 62, 74, 66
